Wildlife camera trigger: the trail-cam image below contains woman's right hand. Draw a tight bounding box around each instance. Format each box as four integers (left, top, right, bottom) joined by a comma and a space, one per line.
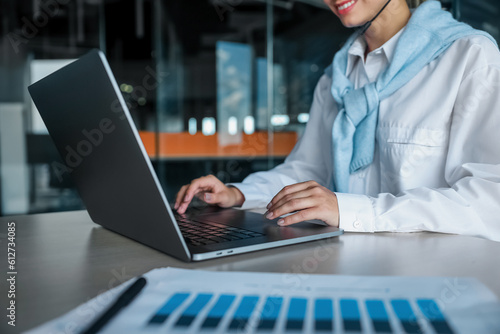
174, 175, 245, 214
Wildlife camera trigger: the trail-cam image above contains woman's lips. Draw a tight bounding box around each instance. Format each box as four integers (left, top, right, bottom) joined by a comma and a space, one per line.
336, 0, 357, 15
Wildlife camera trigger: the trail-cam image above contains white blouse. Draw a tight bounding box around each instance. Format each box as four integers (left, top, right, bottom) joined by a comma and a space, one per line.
232, 28, 500, 242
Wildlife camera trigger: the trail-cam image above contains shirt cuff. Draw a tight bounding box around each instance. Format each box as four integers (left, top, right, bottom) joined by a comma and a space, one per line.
226, 183, 272, 210
335, 192, 376, 232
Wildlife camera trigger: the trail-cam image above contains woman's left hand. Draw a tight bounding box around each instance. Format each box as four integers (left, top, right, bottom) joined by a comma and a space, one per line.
265, 181, 340, 227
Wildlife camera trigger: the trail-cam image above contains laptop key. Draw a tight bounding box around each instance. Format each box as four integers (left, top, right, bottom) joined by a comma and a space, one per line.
230, 233, 253, 239
237, 230, 255, 234
223, 236, 241, 241
209, 236, 231, 243
206, 222, 227, 228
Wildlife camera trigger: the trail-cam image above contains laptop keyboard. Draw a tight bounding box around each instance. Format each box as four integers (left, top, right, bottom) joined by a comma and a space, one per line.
177, 218, 264, 246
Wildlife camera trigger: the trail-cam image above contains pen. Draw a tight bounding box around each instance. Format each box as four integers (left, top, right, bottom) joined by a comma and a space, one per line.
81, 276, 147, 334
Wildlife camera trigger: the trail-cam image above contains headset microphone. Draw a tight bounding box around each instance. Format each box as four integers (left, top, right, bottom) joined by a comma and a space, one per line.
358, 0, 392, 35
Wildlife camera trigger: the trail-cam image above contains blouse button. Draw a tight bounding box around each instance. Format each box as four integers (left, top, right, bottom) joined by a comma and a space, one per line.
353, 220, 362, 230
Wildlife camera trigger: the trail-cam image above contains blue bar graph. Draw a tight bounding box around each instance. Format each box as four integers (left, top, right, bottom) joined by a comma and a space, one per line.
201, 294, 236, 329
366, 300, 393, 333
391, 299, 422, 334
257, 297, 283, 331
146, 292, 457, 333
417, 299, 454, 334
286, 297, 307, 331
148, 292, 189, 324
340, 299, 362, 332
228, 296, 259, 331
174, 293, 212, 327
314, 299, 334, 331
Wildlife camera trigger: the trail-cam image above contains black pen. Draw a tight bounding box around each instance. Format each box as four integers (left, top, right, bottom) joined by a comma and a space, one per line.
81, 277, 147, 334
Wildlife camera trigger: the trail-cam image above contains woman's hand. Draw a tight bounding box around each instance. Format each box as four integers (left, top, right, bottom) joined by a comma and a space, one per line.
265, 181, 340, 227
174, 175, 245, 214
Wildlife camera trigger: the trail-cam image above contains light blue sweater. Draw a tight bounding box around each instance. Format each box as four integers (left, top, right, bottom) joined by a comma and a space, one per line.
328, 0, 497, 193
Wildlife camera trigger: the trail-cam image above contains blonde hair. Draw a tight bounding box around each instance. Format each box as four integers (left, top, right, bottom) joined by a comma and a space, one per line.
406, 0, 426, 8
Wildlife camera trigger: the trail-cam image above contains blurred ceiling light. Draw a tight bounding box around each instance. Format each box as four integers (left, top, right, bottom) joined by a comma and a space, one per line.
228, 116, 238, 135
270, 114, 290, 126
297, 113, 310, 123
188, 118, 197, 135
244, 116, 255, 135
202, 117, 216, 136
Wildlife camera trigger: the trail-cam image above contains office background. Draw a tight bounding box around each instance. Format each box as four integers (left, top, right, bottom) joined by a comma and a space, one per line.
0, 0, 498, 216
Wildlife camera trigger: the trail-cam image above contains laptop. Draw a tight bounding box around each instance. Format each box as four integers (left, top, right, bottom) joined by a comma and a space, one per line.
28, 49, 343, 261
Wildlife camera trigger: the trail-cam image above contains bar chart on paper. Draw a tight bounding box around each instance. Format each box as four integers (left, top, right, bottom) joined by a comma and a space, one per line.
29, 268, 500, 334
141, 292, 453, 333
99, 269, 500, 334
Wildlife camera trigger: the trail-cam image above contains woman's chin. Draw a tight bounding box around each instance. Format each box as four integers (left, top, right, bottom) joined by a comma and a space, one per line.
336, 13, 365, 28
340, 19, 364, 29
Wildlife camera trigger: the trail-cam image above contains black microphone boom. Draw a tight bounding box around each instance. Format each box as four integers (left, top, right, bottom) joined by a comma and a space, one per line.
358, 0, 392, 34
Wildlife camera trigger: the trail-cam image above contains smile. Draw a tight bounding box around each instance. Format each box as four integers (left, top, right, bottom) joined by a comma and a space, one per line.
336, 0, 357, 14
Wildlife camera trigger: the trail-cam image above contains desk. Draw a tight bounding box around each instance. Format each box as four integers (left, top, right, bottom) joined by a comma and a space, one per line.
1, 210, 499, 333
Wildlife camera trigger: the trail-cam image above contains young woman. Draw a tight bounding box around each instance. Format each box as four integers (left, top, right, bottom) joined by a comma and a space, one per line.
175, 0, 500, 241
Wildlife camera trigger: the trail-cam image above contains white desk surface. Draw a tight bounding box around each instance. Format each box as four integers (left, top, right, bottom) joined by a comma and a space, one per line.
0, 210, 498, 333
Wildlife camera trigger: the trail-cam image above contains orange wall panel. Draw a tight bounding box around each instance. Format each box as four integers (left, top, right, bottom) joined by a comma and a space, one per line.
138, 131, 298, 158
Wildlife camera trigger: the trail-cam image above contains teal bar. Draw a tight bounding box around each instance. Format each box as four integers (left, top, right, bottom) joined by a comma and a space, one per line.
416, 300, 445, 320
257, 297, 283, 330
315, 299, 334, 331
201, 294, 236, 329
233, 296, 259, 318
391, 299, 416, 321
315, 299, 333, 321
181, 293, 212, 316
228, 296, 259, 330
340, 299, 360, 320
340, 299, 362, 332
417, 299, 454, 334
149, 292, 190, 325
287, 298, 307, 320
207, 294, 236, 318
286, 297, 307, 330
156, 292, 190, 316
261, 297, 283, 320
366, 300, 389, 320
391, 299, 421, 334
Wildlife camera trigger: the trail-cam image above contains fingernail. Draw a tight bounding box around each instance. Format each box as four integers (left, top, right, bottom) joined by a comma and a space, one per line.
265, 212, 273, 219
277, 219, 285, 226
266, 202, 271, 209
205, 193, 212, 201
174, 203, 178, 210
